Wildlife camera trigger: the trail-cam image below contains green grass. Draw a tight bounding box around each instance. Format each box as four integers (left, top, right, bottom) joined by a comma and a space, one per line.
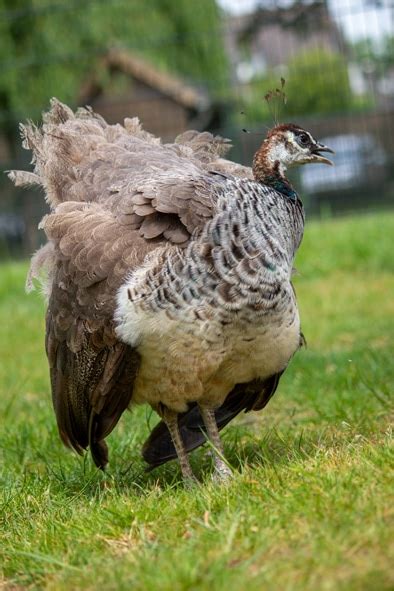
0, 212, 393, 591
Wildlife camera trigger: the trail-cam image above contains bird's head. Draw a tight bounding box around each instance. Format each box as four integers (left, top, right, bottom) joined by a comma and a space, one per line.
253, 123, 334, 184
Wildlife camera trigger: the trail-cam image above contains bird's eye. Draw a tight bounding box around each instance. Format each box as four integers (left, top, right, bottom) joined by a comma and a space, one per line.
298, 133, 310, 146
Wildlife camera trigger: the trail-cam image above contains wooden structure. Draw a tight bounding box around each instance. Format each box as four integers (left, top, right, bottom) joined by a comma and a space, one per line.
79, 49, 215, 141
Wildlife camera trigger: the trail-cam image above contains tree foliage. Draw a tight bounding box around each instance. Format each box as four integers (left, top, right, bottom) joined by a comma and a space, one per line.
0, 0, 228, 131
352, 36, 394, 76
285, 49, 353, 116
245, 48, 354, 123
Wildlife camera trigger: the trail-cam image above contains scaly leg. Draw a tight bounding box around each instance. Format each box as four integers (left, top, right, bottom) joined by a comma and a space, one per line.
198, 406, 233, 481
159, 406, 197, 484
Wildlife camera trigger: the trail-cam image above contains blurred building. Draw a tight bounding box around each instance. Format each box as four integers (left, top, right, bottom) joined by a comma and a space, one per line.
78, 49, 221, 142
224, 1, 345, 84
220, 1, 394, 217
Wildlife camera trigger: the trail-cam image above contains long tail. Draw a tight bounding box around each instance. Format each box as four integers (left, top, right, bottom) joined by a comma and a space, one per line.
142, 373, 283, 469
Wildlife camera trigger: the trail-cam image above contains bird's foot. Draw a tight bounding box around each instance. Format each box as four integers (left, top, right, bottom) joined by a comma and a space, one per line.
212, 459, 233, 484
183, 472, 200, 489
178, 458, 199, 487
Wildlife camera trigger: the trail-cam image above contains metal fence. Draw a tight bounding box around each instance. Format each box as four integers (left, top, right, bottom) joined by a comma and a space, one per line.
0, 0, 393, 257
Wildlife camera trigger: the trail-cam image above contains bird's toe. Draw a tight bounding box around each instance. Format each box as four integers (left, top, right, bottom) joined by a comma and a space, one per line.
212, 462, 233, 484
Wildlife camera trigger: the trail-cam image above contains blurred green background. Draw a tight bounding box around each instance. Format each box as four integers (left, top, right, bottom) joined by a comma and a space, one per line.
0, 0, 394, 257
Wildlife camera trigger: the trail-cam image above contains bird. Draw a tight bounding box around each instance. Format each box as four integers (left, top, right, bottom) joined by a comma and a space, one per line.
9, 99, 333, 483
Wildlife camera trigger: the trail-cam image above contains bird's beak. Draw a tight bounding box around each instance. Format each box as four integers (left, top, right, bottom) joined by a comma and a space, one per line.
310, 142, 335, 166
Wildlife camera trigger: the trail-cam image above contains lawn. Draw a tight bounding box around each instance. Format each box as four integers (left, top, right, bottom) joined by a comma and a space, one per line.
0, 212, 393, 591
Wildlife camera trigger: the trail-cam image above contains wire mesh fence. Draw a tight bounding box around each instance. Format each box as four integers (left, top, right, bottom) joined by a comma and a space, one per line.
0, 0, 393, 256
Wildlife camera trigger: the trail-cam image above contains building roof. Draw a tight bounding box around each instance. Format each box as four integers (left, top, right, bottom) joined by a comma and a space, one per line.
79, 48, 209, 112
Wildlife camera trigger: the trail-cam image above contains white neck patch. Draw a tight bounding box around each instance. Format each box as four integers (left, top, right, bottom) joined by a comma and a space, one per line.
267, 130, 312, 172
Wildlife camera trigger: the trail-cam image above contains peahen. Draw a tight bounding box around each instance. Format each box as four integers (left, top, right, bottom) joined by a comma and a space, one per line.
9, 100, 333, 482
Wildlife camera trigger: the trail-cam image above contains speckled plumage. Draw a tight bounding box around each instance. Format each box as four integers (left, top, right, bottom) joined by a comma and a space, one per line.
116, 176, 304, 415
10, 99, 333, 481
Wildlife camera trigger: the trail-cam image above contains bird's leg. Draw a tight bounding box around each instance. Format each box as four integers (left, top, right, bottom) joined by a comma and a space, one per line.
158, 405, 197, 484
198, 406, 232, 481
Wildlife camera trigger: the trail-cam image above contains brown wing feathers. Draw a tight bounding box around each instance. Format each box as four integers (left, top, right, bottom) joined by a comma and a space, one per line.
47, 314, 140, 469
15, 98, 249, 244
42, 203, 149, 467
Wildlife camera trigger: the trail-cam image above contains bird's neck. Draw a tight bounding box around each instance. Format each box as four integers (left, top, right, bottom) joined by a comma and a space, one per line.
252, 144, 297, 201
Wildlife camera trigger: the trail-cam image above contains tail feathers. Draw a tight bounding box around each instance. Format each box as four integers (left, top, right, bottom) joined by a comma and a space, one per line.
88, 412, 109, 470
25, 243, 55, 297
6, 170, 42, 188
48, 318, 139, 470
8, 98, 162, 209
142, 374, 283, 470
